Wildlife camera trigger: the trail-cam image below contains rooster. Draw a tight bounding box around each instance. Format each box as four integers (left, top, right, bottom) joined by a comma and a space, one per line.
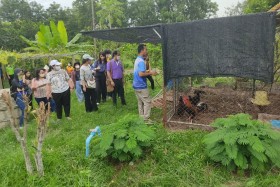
177, 90, 208, 122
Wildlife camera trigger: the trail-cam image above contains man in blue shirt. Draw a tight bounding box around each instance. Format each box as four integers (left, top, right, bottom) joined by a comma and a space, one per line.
133, 44, 157, 121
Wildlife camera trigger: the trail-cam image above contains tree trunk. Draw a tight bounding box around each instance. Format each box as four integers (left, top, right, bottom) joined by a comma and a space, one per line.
34, 102, 50, 176
1, 91, 33, 174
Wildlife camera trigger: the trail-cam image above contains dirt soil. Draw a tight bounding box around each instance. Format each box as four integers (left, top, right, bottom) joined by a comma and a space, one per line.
170, 86, 280, 130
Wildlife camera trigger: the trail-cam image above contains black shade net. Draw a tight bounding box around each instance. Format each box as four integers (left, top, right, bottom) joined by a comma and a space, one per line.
81, 25, 162, 44
163, 12, 276, 84
81, 12, 276, 85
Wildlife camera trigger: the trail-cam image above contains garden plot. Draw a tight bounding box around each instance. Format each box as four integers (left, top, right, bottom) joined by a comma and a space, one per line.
169, 86, 280, 130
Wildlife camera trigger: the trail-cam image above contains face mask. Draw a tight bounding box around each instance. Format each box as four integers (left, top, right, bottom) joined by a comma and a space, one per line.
54, 66, 61, 71
39, 74, 45, 78
18, 73, 23, 80
75, 66, 80, 69
117, 56, 120, 61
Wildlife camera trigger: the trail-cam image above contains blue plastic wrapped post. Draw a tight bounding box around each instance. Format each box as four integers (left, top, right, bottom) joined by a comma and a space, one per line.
86, 126, 101, 157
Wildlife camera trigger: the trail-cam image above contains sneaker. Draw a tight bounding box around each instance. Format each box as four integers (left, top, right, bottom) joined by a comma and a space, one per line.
96, 103, 100, 105
66, 117, 72, 120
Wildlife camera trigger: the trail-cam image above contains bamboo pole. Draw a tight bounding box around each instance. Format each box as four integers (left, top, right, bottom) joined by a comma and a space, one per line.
268, 3, 280, 12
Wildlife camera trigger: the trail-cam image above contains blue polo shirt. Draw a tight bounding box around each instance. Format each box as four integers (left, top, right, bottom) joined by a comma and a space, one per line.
133, 56, 147, 90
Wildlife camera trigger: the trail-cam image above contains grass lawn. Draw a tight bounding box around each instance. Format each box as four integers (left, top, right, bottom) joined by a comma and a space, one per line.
1, 83, 280, 187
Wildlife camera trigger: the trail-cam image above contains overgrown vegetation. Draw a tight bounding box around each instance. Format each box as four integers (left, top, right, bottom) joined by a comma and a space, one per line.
1, 83, 280, 186
92, 114, 156, 162
204, 113, 280, 172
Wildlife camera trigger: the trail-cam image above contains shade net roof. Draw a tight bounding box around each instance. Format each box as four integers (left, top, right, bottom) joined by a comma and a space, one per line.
81, 12, 276, 84
81, 25, 162, 44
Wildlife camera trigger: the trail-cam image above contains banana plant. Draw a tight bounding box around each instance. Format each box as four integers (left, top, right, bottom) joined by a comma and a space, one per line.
20, 21, 87, 53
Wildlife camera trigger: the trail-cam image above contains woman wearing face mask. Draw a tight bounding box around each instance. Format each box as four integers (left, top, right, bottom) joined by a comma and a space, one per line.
23, 70, 33, 110
46, 60, 74, 121
80, 54, 98, 112
71, 62, 84, 102
10, 68, 26, 128
92, 52, 107, 104
31, 69, 51, 108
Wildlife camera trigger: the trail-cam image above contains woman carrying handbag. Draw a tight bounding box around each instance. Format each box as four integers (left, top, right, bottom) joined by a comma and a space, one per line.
80, 54, 98, 113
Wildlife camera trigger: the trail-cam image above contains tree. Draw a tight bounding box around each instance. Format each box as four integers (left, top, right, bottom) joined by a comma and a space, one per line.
45, 2, 68, 23
0, 0, 32, 21
127, 0, 159, 26
72, 0, 94, 30
243, 0, 279, 13
96, 0, 125, 29
29, 1, 47, 22
126, 0, 218, 26
225, 2, 246, 16
0, 20, 39, 51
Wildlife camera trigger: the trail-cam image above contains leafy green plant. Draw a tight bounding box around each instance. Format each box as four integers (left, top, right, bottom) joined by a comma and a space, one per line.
92, 114, 156, 162
20, 21, 85, 53
203, 113, 280, 172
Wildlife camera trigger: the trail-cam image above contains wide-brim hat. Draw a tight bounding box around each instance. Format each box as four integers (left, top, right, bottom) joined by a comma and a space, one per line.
251, 91, 270, 106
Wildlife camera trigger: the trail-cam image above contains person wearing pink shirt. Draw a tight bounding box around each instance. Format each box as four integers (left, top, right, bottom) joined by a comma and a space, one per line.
31, 69, 52, 109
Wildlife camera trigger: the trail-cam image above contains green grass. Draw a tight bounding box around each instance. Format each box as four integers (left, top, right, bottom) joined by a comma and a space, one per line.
1, 83, 280, 186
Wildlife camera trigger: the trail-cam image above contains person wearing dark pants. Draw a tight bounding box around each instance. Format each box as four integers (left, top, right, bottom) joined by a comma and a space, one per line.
92, 52, 107, 103
6, 64, 15, 87
47, 60, 74, 121
82, 87, 98, 112
112, 78, 126, 105
146, 75, 155, 90
52, 89, 71, 119
80, 54, 98, 112
145, 56, 155, 90
107, 51, 126, 106
95, 74, 107, 103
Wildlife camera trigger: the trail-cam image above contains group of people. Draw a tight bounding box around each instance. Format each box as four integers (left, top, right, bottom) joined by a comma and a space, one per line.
4, 44, 157, 127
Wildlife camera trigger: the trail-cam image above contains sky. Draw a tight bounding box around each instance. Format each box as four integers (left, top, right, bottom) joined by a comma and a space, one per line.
32, 0, 245, 17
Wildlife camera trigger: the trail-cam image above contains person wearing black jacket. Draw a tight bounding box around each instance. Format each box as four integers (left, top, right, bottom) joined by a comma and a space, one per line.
92, 52, 107, 103
10, 68, 27, 128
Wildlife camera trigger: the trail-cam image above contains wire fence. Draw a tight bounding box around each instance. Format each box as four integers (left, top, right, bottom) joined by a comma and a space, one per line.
154, 77, 280, 130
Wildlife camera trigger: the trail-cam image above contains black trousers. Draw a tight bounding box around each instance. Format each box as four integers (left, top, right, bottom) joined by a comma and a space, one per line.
28, 93, 33, 109
95, 74, 107, 103
82, 87, 98, 112
52, 89, 71, 119
146, 75, 155, 90
8, 74, 14, 87
112, 78, 126, 105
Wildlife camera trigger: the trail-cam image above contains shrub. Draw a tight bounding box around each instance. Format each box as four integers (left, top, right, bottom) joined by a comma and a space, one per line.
203, 113, 280, 172
92, 115, 156, 162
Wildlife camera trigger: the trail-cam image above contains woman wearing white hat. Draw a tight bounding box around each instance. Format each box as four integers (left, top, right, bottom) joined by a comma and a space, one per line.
80, 54, 98, 112
46, 60, 74, 121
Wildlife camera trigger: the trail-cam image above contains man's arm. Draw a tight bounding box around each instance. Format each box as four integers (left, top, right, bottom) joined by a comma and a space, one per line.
138, 61, 157, 77
139, 71, 157, 77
